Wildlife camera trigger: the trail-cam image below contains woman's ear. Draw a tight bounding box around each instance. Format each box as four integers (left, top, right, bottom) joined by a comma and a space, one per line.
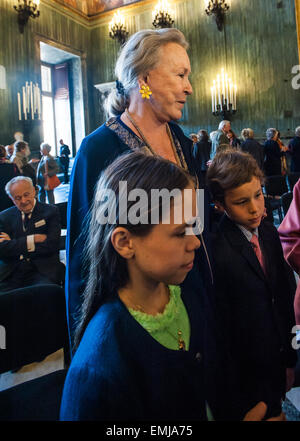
111, 227, 134, 259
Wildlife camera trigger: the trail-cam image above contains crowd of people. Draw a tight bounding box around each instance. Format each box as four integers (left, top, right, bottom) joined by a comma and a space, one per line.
189, 122, 300, 189
1, 27, 300, 422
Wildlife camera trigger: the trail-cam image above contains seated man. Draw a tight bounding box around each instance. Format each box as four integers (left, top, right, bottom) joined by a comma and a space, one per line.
0, 176, 65, 291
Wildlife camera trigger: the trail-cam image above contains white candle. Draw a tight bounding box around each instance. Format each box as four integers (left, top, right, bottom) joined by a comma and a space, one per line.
17, 92, 21, 120
229, 81, 233, 106
225, 74, 229, 109
211, 87, 214, 112
221, 68, 225, 105
30, 82, 34, 119
234, 85, 237, 110
217, 76, 221, 107
22, 86, 27, 120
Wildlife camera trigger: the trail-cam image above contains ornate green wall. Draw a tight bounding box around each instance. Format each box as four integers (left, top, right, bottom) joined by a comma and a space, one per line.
90, 0, 300, 139
0, 0, 299, 150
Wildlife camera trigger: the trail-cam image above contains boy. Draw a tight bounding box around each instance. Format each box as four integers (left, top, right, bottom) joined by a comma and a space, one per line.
207, 149, 297, 420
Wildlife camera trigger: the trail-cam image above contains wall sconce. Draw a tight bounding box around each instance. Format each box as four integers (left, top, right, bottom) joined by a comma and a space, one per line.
13, 0, 40, 34
152, 0, 174, 28
17, 81, 41, 121
211, 68, 237, 120
205, 0, 229, 31
109, 11, 128, 45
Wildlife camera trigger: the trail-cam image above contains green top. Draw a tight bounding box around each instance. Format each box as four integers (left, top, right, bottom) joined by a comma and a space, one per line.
128, 285, 190, 351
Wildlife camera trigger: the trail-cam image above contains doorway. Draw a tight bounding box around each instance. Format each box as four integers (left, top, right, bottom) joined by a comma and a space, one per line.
40, 42, 85, 157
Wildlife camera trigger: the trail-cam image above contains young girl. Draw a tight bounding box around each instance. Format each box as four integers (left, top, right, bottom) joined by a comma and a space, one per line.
59, 151, 212, 421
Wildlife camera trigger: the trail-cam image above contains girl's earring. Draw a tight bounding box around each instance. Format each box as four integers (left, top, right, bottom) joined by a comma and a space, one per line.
139, 85, 152, 99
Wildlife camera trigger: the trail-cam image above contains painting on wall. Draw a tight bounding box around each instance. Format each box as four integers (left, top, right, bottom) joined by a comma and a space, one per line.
56, 0, 141, 16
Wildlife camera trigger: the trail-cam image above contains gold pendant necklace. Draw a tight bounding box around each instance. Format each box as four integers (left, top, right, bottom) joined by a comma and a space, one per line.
126, 286, 186, 351
125, 109, 188, 172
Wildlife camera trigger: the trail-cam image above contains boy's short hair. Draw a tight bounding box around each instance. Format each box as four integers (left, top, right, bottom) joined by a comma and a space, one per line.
206, 149, 265, 204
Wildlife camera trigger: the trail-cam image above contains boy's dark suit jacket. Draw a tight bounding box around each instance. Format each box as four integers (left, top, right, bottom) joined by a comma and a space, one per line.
0, 201, 65, 284
211, 215, 297, 420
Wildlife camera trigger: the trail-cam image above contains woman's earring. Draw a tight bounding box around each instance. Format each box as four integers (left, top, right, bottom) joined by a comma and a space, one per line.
139, 85, 152, 99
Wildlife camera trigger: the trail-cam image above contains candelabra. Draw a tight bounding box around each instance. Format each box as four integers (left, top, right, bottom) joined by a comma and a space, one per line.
17, 81, 41, 121
109, 11, 128, 45
211, 68, 237, 120
205, 0, 229, 31
152, 1, 174, 28
13, 0, 40, 34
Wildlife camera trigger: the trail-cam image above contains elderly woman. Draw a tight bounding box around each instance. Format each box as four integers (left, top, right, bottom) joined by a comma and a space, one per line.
263, 128, 286, 176
36, 142, 59, 205
66, 28, 213, 351
240, 128, 264, 170
10, 141, 36, 186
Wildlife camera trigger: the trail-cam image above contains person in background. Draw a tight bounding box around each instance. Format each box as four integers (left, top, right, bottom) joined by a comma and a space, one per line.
36, 142, 59, 205
0, 145, 20, 212
5, 144, 14, 161
226, 128, 241, 148
288, 126, 300, 173
193, 129, 211, 188
210, 120, 231, 160
65, 28, 213, 352
240, 128, 264, 170
10, 141, 36, 187
59, 139, 71, 184
0, 176, 65, 291
275, 131, 288, 175
263, 128, 286, 177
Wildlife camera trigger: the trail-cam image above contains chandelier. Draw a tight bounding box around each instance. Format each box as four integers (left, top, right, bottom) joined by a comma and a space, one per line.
109, 11, 128, 45
211, 68, 237, 120
205, 0, 229, 31
152, 0, 174, 29
13, 0, 40, 34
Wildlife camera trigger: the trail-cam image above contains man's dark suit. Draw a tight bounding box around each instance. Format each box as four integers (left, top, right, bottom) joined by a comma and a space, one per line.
0, 201, 65, 287
211, 215, 297, 420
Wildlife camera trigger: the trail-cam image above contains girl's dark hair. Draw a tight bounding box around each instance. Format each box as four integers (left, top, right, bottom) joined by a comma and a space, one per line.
14, 141, 28, 153
206, 149, 265, 204
73, 151, 193, 351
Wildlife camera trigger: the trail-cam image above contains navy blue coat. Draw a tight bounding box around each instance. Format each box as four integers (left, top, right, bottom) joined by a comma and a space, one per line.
60, 263, 220, 421
66, 117, 214, 350
211, 216, 297, 419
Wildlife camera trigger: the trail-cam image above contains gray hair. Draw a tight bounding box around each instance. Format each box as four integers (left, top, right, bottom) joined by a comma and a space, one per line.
218, 120, 230, 130
266, 128, 277, 140
5, 176, 34, 197
104, 28, 189, 117
295, 126, 300, 137
241, 128, 254, 140
40, 142, 52, 153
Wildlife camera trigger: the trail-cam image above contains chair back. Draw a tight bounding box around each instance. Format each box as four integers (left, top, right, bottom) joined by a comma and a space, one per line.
264, 175, 288, 197
287, 173, 300, 191
0, 284, 69, 374
281, 192, 293, 216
